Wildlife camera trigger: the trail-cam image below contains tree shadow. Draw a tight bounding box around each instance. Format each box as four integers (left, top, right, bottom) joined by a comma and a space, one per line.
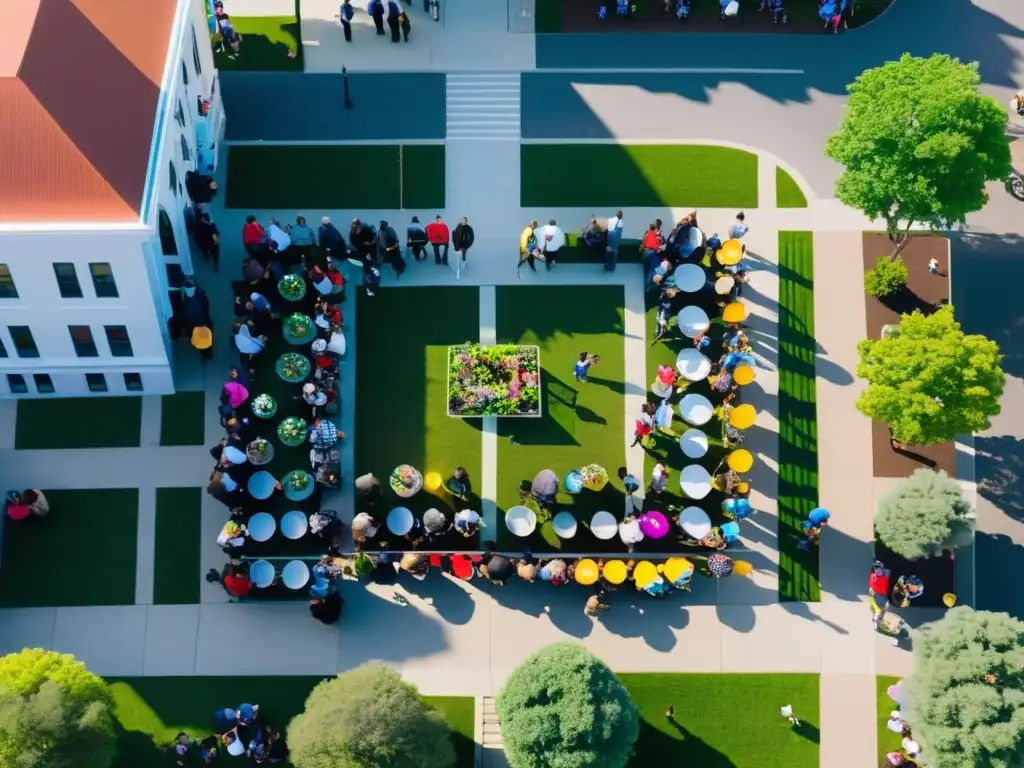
974, 435, 1024, 522
398, 570, 477, 626
975, 531, 1024, 621
628, 716, 737, 767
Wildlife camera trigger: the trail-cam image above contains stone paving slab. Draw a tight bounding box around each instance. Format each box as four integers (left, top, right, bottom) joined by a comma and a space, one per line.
52, 606, 147, 677
142, 605, 201, 676
820, 673, 878, 766
0, 607, 55, 655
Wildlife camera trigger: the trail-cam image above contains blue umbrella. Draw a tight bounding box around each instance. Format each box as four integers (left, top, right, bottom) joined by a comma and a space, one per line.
565, 470, 584, 494
809, 507, 831, 526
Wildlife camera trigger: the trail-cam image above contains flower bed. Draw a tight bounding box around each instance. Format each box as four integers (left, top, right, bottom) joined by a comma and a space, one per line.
447, 343, 541, 417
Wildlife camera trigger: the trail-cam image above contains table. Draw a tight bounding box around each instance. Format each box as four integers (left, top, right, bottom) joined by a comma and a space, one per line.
552, 511, 577, 539
282, 560, 310, 589
281, 510, 308, 540
590, 511, 618, 540
680, 465, 713, 500
715, 275, 735, 295
676, 306, 710, 338
387, 506, 414, 536
677, 506, 712, 539
675, 348, 712, 381
505, 505, 537, 537
249, 559, 274, 588
247, 512, 276, 542
679, 393, 713, 425
674, 263, 705, 293
679, 428, 709, 458
247, 471, 276, 500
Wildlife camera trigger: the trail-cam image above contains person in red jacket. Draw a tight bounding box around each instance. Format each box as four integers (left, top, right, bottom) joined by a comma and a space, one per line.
221, 563, 252, 598
425, 215, 450, 265
242, 215, 264, 256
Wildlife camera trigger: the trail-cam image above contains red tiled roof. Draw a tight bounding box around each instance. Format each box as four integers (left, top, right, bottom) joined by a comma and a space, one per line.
0, 0, 180, 223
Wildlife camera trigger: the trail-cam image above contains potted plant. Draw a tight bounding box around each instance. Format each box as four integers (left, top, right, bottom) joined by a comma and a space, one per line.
275, 352, 311, 383
246, 438, 274, 465
277, 417, 308, 447
283, 313, 314, 344
278, 273, 307, 301
283, 469, 315, 501
252, 394, 277, 419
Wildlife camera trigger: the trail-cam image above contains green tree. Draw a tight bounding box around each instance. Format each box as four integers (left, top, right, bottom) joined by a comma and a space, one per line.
864, 255, 909, 298
287, 663, 455, 768
496, 642, 639, 768
875, 468, 974, 559
903, 607, 1024, 768
825, 54, 1010, 256
856, 305, 1004, 444
0, 649, 116, 768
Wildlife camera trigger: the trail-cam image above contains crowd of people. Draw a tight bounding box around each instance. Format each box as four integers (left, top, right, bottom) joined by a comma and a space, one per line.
172, 702, 284, 764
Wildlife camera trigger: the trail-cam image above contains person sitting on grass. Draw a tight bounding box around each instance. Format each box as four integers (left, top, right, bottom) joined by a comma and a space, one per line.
447, 466, 471, 499
574, 351, 599, 382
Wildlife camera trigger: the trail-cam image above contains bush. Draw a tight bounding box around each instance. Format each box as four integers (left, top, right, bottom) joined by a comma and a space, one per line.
496, 642, 639, 768
0, 649, 116, 768
903, 607, 1024, 768
875, 468, 974, 559
287, 663, 455, 768
864, 255, 908, 297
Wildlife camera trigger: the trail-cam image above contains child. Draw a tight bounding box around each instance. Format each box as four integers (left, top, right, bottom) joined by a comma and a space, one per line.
399, 11, 411, 41
574, 351, 599, 382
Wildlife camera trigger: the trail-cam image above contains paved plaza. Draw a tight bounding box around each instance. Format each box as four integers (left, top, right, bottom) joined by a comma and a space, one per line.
2, 1, 1024, 766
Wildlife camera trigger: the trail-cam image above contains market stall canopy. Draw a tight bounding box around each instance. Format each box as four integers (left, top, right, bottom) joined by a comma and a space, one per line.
727, 449, 754, 473
603, 560, 628, 585
633, 561, 659, 589
676, 348, 712, 382
733, 364, 755, 386
505, 505, 537, 537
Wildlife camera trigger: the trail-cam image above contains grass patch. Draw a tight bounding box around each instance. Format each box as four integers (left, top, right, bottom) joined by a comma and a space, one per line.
225, 144, 445, 210
550, 233, 644, 265
159, 392, 207, 447
154, 488, 202, 605
494, 285, 626, 552
15, 397, 141, 450
776, 167, 808, 208
534, 0, 563, 32
777, 231, 820, 601
354, 287, 482, 544
876, 675, 902, 762
0, 489, 138, 607
521, 144, 758, 208
108, 677, 474, 768
211, 2, 303, 73
621, 673, 820, 766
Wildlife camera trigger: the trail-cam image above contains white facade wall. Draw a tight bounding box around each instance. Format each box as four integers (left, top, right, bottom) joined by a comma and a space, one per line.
0, 0, 225, 399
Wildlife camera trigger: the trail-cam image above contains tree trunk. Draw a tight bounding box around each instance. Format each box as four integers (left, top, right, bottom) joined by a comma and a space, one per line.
887, 222, 914, 260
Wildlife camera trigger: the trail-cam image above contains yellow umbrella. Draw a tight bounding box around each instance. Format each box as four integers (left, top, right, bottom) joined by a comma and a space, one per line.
424, 472, 443, 493
717, 239, 744, 266
575, 559, 599, 586
602, 560, 627, 585
662, 557, 693, 585
943, 593, 957, 608
728, 404, 756, 429
733, 560, 754, 577
727, 449, 754, 473
633, 561, 658, 589
733, 364, 755, 386
721, 302, 747, 324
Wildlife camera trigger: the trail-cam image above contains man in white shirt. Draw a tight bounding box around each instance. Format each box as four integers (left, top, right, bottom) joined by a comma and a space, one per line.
650, 462, 669, 494
606, 210, 624, 271
539, 219, 565, 270
728, 211, 748, 241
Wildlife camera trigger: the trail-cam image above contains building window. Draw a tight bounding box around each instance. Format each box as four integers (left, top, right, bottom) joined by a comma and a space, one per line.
53, 262, 83, 298
104, 325, 133, 357
0, 264, 17, 298
0, 336, 6, 357
170, 162, 179, 195
86, 373, 108, 393
166, 263, 187, 289
180, 135, 191, 163
124, 373, 144, 392
68, 325, 99, 357
7, 374, 28, 394
175, 100, 186, 129
192, 27, 202, 75
33, 374, 54, 393
89, 263, 119, 298
181, 60, 189, 86
158, 207, 178, 256
8, 326, 39, 358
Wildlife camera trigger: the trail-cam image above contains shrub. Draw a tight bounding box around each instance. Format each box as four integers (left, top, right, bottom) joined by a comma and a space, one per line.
864, 255, 908, 297
875, 468, 974, 559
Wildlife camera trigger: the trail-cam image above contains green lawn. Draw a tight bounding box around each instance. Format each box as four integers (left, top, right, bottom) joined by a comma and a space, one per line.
15, 397, 141, 450
225, 144, 445, 210
354, 287, 482, 543
521, 144, 758, 208
211, 0, 303, 73
777, 231, 820, 601
776, 167, 808, 208
621, 673, 820, 766
153, 488, 202, 605
159, 392, 207, 447
876, 675, 902, 762
0, 489, 138, 607
495, 285, 626, 551
108, 677, 474, 767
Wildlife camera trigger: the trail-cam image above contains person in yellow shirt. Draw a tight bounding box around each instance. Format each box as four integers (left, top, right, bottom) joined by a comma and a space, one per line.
518, 220, 539, 274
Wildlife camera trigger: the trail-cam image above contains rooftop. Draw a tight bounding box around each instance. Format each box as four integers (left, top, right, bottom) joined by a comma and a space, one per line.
0, 0, 179, 224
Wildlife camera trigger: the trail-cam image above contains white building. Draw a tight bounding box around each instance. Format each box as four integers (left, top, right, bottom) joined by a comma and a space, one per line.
0, 0, 226, 397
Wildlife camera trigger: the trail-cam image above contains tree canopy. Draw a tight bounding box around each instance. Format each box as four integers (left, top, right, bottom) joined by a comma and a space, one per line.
287, 663, 455, 768
496, 642, 639, 768
825, 54, 1010, 254
856, 305, 1004, 444
875, 468, 974, 559
903, 607, 1024, 768
0, 649, 116, 768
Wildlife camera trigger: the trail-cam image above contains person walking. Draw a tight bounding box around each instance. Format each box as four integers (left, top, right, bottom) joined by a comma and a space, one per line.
518, 220, 539, 273
318, 216, 348, 261
370, 0, 385, 34
339, 0, 354, 41
631, 402, 656, 447
194, 212, 221, 272
453, 217, 475, 269
728, 211, 748, 241
606, 210, 623, 271
426, 215, 450, 265
407, 216, 428, 261
386, 0, 401, 41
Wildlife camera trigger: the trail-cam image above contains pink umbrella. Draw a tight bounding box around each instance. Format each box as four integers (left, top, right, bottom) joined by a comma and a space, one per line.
639, 510, 671, 540
887, 680, 903, 705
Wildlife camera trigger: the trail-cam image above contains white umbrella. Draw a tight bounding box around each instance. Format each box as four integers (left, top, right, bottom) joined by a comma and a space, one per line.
552, 511, 577, 539
680, 465, 713, 499
676, 306, 710, 338
679, 393, 713, 425
677, 506, 712, 539
618, 518, 644, 545
590, 511, 618, 540
674, 263, 705, 293
676, 348, 712, 381
679, 428, 709, 458
504, 505, 537, 537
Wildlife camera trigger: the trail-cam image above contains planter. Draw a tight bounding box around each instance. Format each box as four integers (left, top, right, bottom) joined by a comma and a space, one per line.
252, 394, 277, 419
275, 353, 311, 383
277, 417, 308, 447
283, 313, 317, 345
447, 343, 542, 417
247, 439, 275, 466
278, 274, 307, 302
282, 470, 315, 501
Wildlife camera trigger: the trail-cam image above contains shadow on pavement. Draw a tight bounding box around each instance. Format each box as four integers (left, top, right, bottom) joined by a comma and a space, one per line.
974, 531, 1024, 621
975, 435, 1024, 523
